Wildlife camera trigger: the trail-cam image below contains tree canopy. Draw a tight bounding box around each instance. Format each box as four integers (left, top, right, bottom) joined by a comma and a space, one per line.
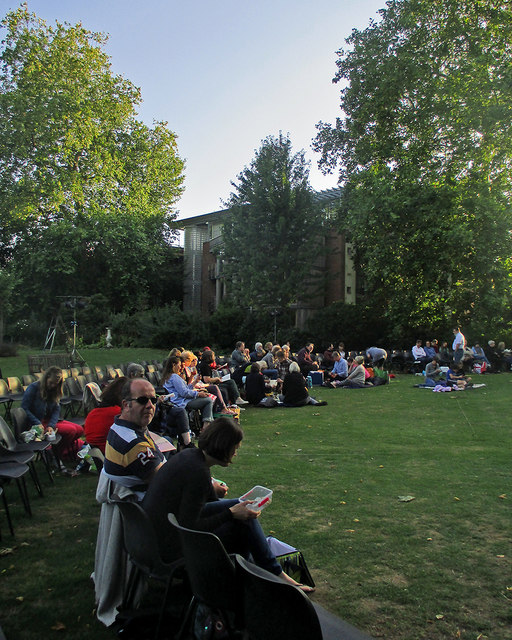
313, 0, 512, 337
0, 6, 185, 340
220, 134, 324, 311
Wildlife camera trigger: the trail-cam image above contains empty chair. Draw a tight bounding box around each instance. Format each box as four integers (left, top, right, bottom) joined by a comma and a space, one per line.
0, 380, 14, 421
0, 459, 32, 517
236, 555, 374, 640
235, 555, 321, 640
22, 374, 37, 389
70, 367, 81, 379
95, 366, 106, 384
62, 378, 82, 417
81, 366, 92, 377
75, 375, 87, 391
6, 377, 24, 402
105, 366, 117, 381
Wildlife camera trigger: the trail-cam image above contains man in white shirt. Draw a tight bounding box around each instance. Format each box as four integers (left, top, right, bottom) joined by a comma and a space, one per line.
452, 328, 466, 363
412, 340, 429, 364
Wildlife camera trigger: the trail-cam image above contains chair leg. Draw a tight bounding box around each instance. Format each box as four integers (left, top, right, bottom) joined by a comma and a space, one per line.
15, 477, 32, 516
28, 461, 44, 498
1, 488, 15, 536
38, 450, 55, 484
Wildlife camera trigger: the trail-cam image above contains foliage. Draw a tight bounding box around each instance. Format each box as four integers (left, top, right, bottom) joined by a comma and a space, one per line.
0, 7, 185, 326
0, 266, 18, 343
306, 300, 393, 350
313, 0, 512, 334
220, 134, 325, 311
108, 302, 205, 350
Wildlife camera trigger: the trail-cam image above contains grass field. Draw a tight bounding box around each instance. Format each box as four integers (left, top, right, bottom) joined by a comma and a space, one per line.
0, 368, 510, 640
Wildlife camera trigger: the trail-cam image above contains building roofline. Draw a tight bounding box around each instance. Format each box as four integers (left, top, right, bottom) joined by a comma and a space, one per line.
176, 186, 342, 229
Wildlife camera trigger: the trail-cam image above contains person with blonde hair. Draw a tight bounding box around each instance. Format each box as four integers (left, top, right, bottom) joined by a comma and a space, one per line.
21, 366, 84, 465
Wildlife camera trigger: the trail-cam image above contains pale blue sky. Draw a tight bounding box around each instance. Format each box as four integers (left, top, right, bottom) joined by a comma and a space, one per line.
0, 0, 385, 220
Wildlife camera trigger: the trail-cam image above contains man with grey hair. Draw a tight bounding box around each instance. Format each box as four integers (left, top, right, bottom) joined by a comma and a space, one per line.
126, 362, 145, 379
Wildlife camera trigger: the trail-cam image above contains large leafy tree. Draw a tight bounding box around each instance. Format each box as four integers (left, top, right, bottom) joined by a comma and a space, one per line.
220, 134, 324, 311
0, 7, 184, 334
314, 0, 512, 337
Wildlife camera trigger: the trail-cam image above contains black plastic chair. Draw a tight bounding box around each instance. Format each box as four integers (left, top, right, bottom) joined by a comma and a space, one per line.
167, 513, 242, 637
0, 459, 32, 517
116, 501, 185, 640
235, 555, 374, 640
1, 413, 57, 485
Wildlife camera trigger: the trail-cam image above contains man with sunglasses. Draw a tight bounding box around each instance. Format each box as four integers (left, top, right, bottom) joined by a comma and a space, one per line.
103, 378, 165, 499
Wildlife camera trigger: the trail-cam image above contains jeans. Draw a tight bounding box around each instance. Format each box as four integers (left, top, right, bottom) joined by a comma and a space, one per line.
164, 405, 189, 435
201, 499, 281, 575
186, 396, 213, 422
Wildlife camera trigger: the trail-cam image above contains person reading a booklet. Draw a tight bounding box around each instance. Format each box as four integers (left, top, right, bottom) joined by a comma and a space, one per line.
143, 417, 314, 593
198, 349, 248, 406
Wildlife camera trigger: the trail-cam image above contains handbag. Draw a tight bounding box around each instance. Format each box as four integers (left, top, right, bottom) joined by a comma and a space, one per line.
266, 536, 315, 588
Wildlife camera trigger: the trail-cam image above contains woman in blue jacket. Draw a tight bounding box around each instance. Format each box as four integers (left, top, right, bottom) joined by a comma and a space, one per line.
161, 356, 214, 430
22, 366, 84, 463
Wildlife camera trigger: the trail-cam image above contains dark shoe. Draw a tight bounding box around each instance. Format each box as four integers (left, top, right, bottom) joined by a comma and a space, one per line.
315, 401, 328, 406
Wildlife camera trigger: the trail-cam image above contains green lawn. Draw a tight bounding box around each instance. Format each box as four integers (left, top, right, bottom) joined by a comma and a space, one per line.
0, 371, 511, 639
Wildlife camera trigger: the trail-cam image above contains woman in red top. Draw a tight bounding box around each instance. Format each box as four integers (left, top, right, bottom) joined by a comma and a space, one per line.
84, 377, 127, 454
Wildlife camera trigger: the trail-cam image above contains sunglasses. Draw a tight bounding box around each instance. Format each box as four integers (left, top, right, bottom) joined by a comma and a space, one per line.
128, 396, 158, 406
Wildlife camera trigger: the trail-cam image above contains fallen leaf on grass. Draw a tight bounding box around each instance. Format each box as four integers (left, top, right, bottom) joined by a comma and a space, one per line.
312, 413, 320, 416
496, 554, 505, 558
20, 542, 30, 547
51, 622, 66, 631
435, 614, 444, 620
345, 529, 355, 533
398, 495, 415, 502
274, 432, 280, 435
454, 497, 460, 501
0, 548, 14, 556
15, 596, 24, 602
498, 494, 507, 499
339, 501, 346, 505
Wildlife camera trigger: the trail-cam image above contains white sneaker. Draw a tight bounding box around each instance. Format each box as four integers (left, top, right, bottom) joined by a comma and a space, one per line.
235, 397, 249, 405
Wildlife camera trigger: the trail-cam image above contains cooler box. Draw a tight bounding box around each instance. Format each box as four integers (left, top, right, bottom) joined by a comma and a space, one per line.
310, 370, 324, 386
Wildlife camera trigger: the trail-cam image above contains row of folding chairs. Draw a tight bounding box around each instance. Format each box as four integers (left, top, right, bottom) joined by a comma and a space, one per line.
0, 361, 166, 424
0, 413, 61, 540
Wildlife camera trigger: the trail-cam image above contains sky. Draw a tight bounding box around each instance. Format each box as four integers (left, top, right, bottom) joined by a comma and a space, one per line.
0, 0, 385, 221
